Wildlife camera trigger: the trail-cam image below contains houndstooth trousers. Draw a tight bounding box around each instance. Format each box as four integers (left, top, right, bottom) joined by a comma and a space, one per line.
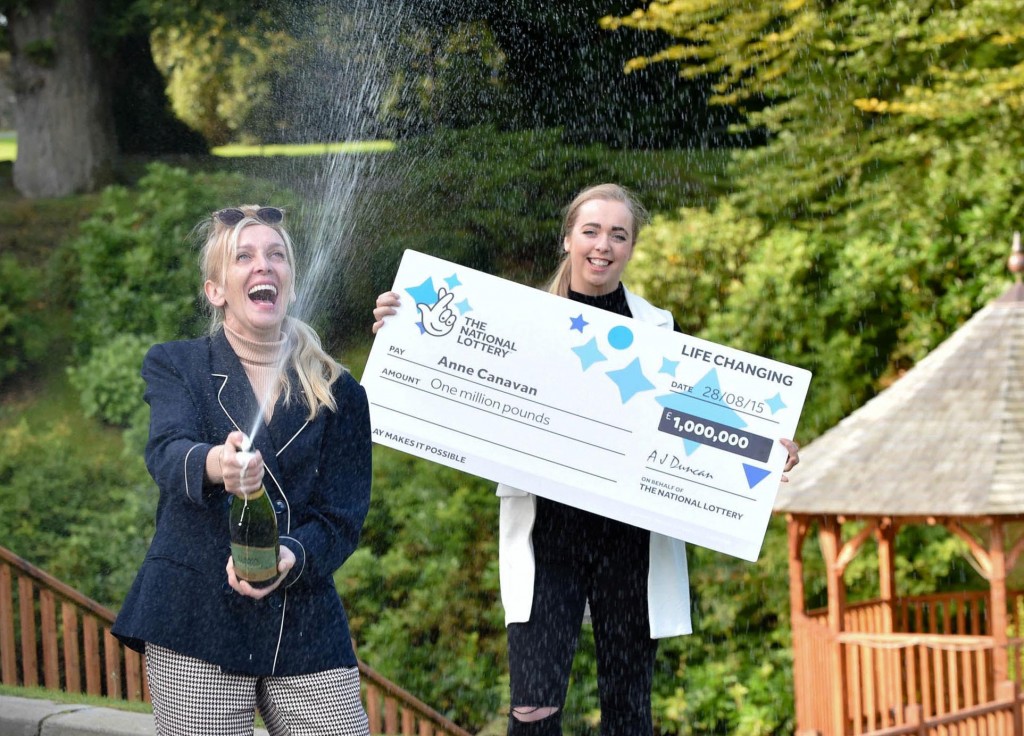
145, 644, 370, 736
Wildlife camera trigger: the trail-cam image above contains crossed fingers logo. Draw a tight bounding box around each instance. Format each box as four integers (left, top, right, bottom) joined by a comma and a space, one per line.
417, 287, 457, 337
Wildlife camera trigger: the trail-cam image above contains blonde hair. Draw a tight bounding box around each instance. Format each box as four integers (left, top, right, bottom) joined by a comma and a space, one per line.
546, 183, 650, 298
198, 206, 342, 420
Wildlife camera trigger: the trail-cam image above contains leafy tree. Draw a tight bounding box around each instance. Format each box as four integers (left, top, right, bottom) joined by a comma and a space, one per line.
606, 0, 1024, 731
600, 0, 815, 110
614, 0, 1024, 431
3, 0, 119, 196
150, 13, 296, 146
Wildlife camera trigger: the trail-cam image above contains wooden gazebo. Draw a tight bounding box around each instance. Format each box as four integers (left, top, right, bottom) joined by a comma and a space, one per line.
775, 240, 1024, 735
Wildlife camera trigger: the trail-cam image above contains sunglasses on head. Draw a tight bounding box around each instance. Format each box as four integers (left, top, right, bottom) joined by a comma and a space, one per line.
213, 207, 284, 227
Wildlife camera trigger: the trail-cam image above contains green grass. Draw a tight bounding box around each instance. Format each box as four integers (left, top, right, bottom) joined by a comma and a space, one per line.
0, 684, 153, 714
0, 135, 394, 163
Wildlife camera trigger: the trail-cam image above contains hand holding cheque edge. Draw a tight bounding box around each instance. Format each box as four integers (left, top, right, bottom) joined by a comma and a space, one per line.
371, 290, 800, 480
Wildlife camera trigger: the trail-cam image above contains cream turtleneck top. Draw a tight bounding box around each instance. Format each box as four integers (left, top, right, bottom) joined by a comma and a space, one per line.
223, 324, 289, 424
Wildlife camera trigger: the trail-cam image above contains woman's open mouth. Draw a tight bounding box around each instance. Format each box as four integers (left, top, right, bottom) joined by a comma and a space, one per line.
248, 284, 278, 305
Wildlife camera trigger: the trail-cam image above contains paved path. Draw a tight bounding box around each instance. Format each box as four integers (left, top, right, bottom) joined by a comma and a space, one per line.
0, 695, 270, 735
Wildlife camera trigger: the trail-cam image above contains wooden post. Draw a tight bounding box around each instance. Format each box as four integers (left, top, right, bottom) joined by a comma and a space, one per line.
103, 628, 121, 699
19, 577, 38, 688
788, 516, 810, 732
819, 516, 848, 736
788, 515, 808, 621
61, 602, 81, 693
83, 616, 101, 696
876, 520, 896, 633
991, 520, 1009, 683
0, 563, 16, 686
386, 698, 399, 735
996, 680, 1022, 736
40, 589, 59, 690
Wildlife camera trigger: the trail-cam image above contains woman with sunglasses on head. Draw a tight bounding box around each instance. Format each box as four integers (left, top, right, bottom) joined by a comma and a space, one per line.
113, 206, 373, 736
372, 184, 799, 735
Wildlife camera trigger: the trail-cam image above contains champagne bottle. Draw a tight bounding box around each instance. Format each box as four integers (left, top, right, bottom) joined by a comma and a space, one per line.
229, 451, 280, 587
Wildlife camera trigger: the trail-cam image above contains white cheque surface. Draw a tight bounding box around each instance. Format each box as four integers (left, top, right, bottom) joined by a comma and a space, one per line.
361, 250, 812, 561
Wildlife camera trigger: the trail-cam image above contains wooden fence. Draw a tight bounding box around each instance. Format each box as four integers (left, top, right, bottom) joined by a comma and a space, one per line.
793, 590, 1024, 736
0, 545, 471, 736
863, 681, 1024, 736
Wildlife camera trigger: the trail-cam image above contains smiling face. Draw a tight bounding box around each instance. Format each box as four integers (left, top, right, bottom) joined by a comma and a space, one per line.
204, 223, 294, 341
564, 198, 635, 296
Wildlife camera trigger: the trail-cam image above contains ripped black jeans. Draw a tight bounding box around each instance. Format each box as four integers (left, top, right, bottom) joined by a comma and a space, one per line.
507, 500, 658, 736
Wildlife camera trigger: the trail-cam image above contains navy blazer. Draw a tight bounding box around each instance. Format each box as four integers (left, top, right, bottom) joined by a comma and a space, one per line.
113, 330, 371, 676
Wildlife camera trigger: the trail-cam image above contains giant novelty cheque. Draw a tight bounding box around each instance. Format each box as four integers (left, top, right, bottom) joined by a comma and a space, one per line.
361, 250, 812, 561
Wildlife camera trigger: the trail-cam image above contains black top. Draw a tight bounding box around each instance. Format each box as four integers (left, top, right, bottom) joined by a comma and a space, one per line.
569, 283, 683, 333
568, 284, 633, 318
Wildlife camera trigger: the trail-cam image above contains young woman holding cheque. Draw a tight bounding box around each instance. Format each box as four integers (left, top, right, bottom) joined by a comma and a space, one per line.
372, 183, 799, 735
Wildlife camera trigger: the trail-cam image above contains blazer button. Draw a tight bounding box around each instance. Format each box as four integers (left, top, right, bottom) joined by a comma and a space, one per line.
274, 500, 286, 513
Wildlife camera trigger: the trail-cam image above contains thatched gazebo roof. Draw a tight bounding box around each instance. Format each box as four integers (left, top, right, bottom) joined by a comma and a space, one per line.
775, 281, 1024, 518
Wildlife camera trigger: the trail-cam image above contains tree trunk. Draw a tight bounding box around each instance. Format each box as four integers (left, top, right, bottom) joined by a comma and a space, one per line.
9, 0, 117, 197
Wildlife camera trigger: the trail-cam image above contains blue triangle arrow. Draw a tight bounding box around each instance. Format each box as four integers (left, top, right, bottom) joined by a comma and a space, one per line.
743, 464, 771, 489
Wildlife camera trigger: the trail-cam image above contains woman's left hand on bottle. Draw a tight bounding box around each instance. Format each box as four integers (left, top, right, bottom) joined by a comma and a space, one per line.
226, 546, 296, 599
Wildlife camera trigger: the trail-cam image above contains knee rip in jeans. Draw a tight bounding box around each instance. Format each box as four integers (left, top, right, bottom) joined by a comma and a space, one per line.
512, 706, 559, 722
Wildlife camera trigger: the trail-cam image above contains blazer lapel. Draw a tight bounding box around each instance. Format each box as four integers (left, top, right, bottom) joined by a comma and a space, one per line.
210, 332, 260, 438
265, 382, 312, 464
209, 332, 287, 494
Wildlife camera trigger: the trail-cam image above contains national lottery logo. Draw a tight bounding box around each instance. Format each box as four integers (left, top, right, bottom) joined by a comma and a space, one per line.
417, 287, 458, 337
403, 273, 469, 338
402, 272, 520, 358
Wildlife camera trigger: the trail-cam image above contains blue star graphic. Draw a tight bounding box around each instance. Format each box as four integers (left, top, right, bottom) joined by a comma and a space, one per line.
659, 357, 679, 377
406, 277, 438, 306
416, 321, 427, 335
455, 298, 472, 315
606, 358, 655, 403
656, 369, 747, 455
766, 392, 787, 415
570, 314, 589, 333
572, 338, 606, 371
444, 273, 462, 290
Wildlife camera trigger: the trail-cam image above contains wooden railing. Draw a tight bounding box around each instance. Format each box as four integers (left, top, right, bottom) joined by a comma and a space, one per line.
0, 545, 471, 736
861, 681, 1023, 736
797, 592, 1024, 735
894, 591, 990, 637
840, 631, 995, 733
793, 614, 840, 735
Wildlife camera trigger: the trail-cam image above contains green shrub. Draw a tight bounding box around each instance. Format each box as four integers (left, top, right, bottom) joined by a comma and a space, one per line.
66, 162, 292, 361
0, 419, 154, 607
67, 333, 151, 427
386, 126, 725, 283
321, 126, 727, 349
0, 255, 47, 383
